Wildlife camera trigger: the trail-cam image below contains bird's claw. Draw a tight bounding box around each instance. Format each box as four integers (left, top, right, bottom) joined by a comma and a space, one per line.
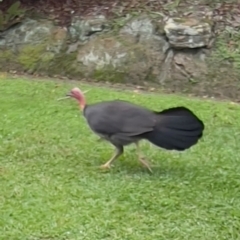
146, 166, 153, 173
139, 157, 153, 173
99, 163, 111, 170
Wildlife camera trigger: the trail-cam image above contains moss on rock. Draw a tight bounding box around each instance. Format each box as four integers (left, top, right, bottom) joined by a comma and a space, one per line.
93, 68, 127, 83
48, 51, 81, 77
0, 50, 15, 61
210, 30, 240, 70
0, 49, 19, 71
17, 44, 51, 72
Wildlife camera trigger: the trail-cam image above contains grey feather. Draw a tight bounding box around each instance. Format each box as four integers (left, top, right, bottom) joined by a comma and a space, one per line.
83, 100, 154, 144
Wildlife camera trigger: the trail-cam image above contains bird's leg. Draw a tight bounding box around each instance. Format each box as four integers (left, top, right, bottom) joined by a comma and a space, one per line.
135, 142, 153, 173
100, 146, 123, 170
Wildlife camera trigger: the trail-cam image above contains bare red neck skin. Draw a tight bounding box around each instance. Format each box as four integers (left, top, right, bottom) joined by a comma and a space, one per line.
74, 91, 86, 110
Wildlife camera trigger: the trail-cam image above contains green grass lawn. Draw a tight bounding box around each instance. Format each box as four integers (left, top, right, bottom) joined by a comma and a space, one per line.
0, 78, 240, 240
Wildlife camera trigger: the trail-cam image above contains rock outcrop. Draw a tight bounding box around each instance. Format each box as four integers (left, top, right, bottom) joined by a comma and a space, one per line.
0, 13, 239, 98
164, 17, 214, 48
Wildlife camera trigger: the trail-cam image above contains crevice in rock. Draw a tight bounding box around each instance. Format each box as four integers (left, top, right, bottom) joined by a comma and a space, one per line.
158, 48, 174, 84
174, 61, 194, 81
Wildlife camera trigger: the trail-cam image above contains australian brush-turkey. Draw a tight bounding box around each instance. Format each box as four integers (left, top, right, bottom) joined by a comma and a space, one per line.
60, 87, 204, 172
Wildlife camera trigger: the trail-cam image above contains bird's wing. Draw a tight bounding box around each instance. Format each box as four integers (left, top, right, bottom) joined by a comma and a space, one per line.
84, 100, 155, 136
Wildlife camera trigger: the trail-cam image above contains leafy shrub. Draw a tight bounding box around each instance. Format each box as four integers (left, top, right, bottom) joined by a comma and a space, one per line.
0, 1, 26, 31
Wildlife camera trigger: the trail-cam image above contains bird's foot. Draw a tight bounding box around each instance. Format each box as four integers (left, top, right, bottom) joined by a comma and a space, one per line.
99, 163, 111, 170
139, 157, 153, 173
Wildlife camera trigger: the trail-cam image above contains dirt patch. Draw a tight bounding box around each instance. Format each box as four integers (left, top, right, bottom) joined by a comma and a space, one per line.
4, 72, 240, 104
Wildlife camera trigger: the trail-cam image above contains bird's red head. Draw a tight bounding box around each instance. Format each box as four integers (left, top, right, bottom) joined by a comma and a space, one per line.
67, 87, 86, 110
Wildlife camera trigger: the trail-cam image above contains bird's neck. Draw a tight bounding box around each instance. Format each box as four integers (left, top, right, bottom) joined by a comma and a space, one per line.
75, 94, 86, 110
78, 102, 83, 110
82, 104, 88, 115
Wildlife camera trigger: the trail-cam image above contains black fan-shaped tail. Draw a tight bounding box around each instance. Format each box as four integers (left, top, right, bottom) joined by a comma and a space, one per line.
144, 107, 204, 151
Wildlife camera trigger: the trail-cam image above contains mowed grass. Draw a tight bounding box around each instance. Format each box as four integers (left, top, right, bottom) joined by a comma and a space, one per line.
0, 78, 240, 240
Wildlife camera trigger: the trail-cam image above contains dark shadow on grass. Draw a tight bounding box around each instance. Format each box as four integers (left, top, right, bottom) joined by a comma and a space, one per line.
105, 160, 201, 180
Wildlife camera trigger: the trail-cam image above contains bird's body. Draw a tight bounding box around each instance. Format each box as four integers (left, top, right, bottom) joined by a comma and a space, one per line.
83, 99, 203, 149
64, 88, 205, 172
83, 100, 155, 146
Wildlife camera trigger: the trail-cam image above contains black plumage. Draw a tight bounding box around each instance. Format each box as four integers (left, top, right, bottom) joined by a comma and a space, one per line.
64, 87, 204, 172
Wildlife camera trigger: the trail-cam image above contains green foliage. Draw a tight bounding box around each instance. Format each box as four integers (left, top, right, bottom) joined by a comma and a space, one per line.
1, 78, 240, 239
0, 49, 16, 71
49, 52, 80, 77
17, 44, 50, 71
93, 68, 126, 83
0, 1, 26, 31
0, 49, 14, 62
211, 30, 240, 69
164, 0, 182, 10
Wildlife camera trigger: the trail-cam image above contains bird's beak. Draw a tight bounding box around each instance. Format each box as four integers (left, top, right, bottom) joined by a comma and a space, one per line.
57, 90, 90, 101
57, 96, 71, 101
